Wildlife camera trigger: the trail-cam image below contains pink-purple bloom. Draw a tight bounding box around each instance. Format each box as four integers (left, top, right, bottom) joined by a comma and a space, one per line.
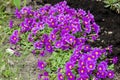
9, 20, 13, 28
107, 70, 114, 78
57, 72, 64, 80
37, 60, 46, 70
34, 41, 43, 49
9, 30, 19, 44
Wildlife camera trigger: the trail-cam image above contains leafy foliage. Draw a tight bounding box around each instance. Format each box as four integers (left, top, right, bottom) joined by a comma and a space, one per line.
45, 49, 72, 78
104, 0, 120, 13
13, 0, 21, 9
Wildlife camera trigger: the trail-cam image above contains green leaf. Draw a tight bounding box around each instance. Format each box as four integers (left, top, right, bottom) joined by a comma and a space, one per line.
14, 0, 21, 9
105, 5, 110, 8
108, 64, 114, 70
45, 68, 51, 73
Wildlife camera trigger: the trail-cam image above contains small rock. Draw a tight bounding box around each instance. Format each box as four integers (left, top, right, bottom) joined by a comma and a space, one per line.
101, 40, 104, 43
108, 31, 113, 34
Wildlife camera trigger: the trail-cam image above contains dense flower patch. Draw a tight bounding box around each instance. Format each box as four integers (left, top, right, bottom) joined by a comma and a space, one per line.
9, 1, 118, 80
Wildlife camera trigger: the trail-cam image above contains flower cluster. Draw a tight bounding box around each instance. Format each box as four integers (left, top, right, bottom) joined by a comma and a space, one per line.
9, 1, 118, 80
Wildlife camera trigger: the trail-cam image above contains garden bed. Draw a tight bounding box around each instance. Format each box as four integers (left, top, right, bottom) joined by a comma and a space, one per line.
1, 0, 120, 80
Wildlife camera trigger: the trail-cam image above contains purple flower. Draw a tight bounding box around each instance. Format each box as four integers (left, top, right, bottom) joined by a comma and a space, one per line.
34, 11, 41, 19
86, 60, 96, 70
91, 53, 98, 60
106, 45, 113, 53
65, 70, 75, 80
55, 40, 63, 48
84, 54, 93, 62
83, 16, 90, 26
80, 74, 89, 80
14, 51, 21, 57
92, 22, 100, 34
97, 62, 107, 72
49, 32, 56, 41
78, 58, 85, 67
57, 68, 62, 73
45, 43, 53, 53
92, 77, 99, 80
77, 9, 86, 17
43, 77, 49, 80
71, 26, 79, 34
31, 21, 37, 28
44, 71, 49, 76
91, 34, 99, 41
61, 26, 71, 34
112, 57, 118, 64
57, 14, 65, 22
39, 7, 47, 15
87, 11, 94, 22
24, 18, 33, 24
92, 48, 102, 58
20, 6, 32, 15
83, 44, 91, 52
97, 71, 107, 78
70, 54, 79, 63
9, 20, 13, 28
57, 72, 64, 80
39, 50, 46, 57
84, 25, 91, 34
32, 49, 36, 55
13, 30, 19, 35
9, 30, 19, 44
67, 74, 75, 80
14, 8, 22, 19
37, 22, 45, 30
65, 62, 74, 70
34, 41, 43, 49
65, 34, 75, 44
73, 48, 80, 54
38, 74, 43, 80
37, 60, 46, 70
31, 27, 40, 35
78, 67, 87, 75
107, 70, 114, 78
28, 33, 34, 42
76, 37, 86, 45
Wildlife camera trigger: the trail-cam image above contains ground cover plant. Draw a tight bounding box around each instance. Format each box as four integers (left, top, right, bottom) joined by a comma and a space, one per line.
7, 1, 118, 80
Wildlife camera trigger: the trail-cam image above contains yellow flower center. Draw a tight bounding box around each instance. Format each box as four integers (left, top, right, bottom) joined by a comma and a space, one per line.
14, 37, 16, 40
99, 67, 102, 70
70, 76, 72, 79
89, 64, 93, 68
95, 52, 99, 55
72, 27, 75, 31
57, 43, 60, 47
52, 35, 55, 38
69, 65, 72, 69
68, 73, 70, 76
70, 38, 73, 41
87, 57, 91, 61
60, 76, 63, 79
66, 28, 69, 31
41, 64, 44, 67
81, 70, 84, 73
109, 73, 112, 76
